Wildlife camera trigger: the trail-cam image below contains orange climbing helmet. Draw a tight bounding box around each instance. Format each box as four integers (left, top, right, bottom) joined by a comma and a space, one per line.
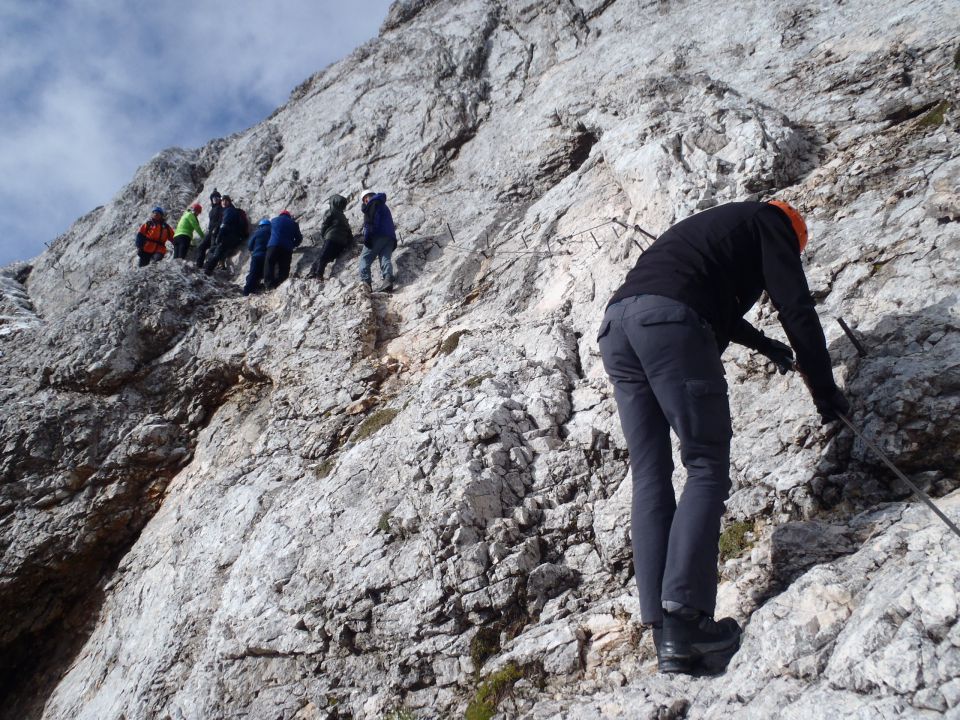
768, 200, 808, 253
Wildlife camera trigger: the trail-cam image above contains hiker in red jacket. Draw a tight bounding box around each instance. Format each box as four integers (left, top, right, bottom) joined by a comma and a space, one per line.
598, 200, 848, 675
135, 207, 175, 267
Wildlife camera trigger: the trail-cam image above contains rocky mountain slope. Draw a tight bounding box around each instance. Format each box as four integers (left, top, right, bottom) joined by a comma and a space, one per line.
2, 0, 959, 718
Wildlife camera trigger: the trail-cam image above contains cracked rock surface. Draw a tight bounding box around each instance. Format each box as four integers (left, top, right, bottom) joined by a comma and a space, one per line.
1, 0, 959, 718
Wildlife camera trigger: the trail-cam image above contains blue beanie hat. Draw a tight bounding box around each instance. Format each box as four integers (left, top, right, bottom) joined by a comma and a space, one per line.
152, 206, 165, 215
258, 218, 270, 226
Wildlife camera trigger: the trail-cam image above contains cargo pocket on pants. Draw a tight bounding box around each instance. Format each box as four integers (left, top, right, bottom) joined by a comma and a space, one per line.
683, 378, 732, 443
596, 319, 611, 343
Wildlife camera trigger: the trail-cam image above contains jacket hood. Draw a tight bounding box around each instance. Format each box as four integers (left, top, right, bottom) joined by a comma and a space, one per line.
328, 195, 348, 212
363, 192, 387, 207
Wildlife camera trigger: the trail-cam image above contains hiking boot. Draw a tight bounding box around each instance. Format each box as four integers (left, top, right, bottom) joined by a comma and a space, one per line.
657, 606, 741, 675
375, 280, 393, 293
360, 281, 372, 292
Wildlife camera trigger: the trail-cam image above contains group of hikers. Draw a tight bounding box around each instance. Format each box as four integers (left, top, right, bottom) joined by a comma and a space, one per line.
134, 189, 398, 294
136, 189, 848, 679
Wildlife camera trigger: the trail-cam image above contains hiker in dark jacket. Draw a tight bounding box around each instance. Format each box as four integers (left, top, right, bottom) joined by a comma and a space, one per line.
243, 219, 272, 296
203, 195, 247, 276
196, 189, 223, 268
598, 200, 848, 675
358, 190, 397, 292
310, 194, 353, 280
135, 207, 175, 267
264, 210, 303, 289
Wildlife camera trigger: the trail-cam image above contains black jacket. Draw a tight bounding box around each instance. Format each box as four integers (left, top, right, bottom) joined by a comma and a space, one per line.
608, 201, 836, 396
207, 204, 224, 244
320, 195, 353, 246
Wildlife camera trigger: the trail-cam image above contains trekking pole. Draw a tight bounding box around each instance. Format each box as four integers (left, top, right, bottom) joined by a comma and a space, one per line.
837, 412, 960, 540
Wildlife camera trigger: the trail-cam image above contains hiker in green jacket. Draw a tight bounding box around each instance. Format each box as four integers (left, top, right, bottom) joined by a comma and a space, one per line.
172, 204, 204, 260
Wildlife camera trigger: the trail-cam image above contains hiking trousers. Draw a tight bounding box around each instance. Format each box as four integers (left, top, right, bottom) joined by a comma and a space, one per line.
195, 236, 213, 267
244, 255, 266, 295
311, 238, 348, 279
137, 250, 163, 267
172, 234, 191, 259
358, 235, 394, 284
598, 294, 732, 625
264, 246, 293, 289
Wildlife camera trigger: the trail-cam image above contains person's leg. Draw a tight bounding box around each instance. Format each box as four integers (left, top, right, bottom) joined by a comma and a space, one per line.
623, 296, 731, 617
264, 246, 279, 288
243, 255, 264, 295
151, 252, 164, 264
377, 236, 394, 285
599, 297, 675, 626
203, 244, 225, 276
277, 248, 292, 285
312, 238, 338, 278
195, 237, 211, 267
172, 235, 186, 259
358, 244, 376, 285
137, 250, 150, 267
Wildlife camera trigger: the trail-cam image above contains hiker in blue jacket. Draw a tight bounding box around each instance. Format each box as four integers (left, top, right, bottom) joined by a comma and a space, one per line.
264, 210, 303, 289
358, 190, 397, 292
243, 219, 272, 296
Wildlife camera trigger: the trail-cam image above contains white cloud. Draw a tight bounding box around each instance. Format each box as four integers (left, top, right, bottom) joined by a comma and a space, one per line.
0, 0, 394, 266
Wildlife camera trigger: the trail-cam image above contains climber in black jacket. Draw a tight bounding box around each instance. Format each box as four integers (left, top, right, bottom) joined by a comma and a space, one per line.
598, 200, 848, 675
196, 189, 223, 268
309, 194, 353, 280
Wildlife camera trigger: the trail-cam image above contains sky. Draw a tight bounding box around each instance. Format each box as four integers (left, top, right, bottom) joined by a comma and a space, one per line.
0, 0, 395, 267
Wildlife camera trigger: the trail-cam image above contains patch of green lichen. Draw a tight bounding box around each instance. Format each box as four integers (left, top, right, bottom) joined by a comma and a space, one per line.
354, 408, 400, 441
377, 511, 392, 534
464, 372, 493, 389
464, 663, 524, 720
440, 330, 469, 355
918, 100, 949, 128
384, 707, 415, 720
470, 626, 501, 670
314, 457, 336, 479
954, 46, 960, 70
718, 520, 754, 563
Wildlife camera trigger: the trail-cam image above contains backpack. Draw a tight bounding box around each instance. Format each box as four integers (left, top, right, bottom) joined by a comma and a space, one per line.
237, 209, 250, 239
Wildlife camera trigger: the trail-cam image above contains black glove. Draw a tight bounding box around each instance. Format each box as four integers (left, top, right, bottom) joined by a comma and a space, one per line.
813, 387, 850, 424
758, 338, 795, 375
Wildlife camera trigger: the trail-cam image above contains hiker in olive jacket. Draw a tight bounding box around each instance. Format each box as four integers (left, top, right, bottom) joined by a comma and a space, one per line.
598, 200, 848, 676
172, 204, 204, 259
310, 194, 353, 279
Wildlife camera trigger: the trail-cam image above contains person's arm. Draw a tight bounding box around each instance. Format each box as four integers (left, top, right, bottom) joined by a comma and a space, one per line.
756, 208, 835, 396
192, 213, 204, 239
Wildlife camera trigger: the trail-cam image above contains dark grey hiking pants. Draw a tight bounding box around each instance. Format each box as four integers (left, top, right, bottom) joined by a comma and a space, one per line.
598, 294, 732, 625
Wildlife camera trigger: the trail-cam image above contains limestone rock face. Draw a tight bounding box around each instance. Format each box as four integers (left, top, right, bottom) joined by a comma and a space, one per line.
1, 0, 959, 718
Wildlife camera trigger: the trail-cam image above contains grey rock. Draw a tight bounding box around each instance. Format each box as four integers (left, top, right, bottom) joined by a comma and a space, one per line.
1, 0, 959, 718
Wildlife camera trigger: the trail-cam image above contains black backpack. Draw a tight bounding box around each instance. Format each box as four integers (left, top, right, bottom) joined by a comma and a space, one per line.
237, 209, 250, 240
